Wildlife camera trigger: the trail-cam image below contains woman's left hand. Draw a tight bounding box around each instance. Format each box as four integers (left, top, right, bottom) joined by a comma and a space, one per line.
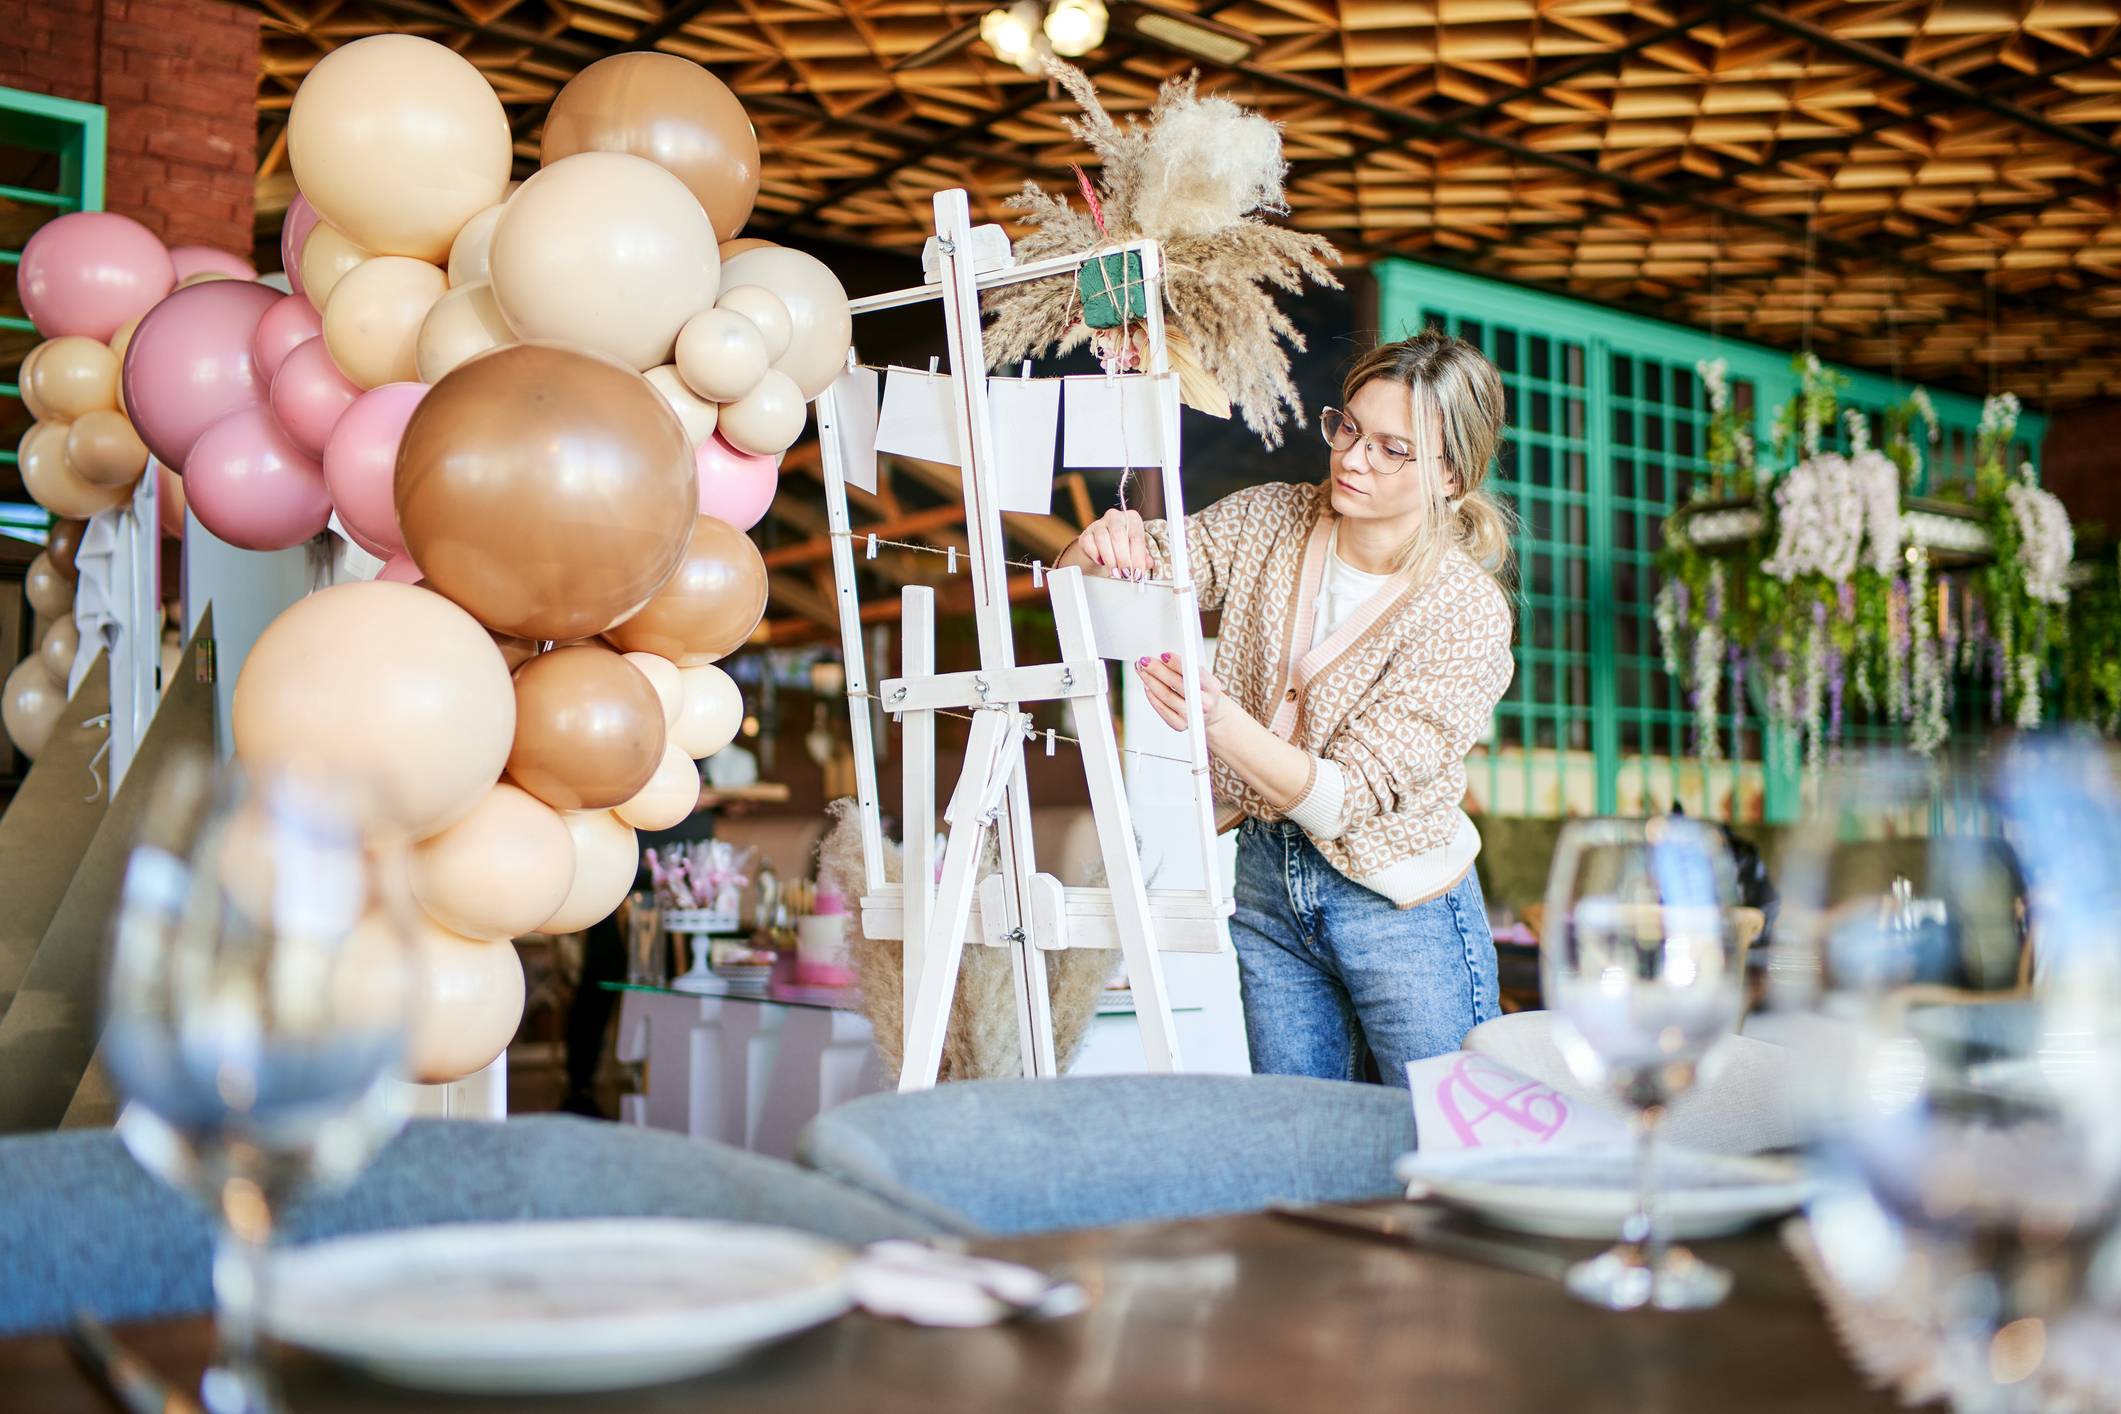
1137, 653, 1231, 734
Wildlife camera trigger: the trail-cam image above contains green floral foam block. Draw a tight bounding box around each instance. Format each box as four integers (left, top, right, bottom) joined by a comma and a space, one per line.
1077, 250, 1147, 329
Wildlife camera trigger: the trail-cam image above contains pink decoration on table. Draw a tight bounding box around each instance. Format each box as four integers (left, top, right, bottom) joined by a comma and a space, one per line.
252, 293, 323, 382
322, 381, 426, 558
375, 553, 422, 583
17, 210, 176, 340
121, 277, 279, 471
156, 463, 187, 539
694, 432, 778, 532
270, 335, 361, 457
1433, 1053, 1571, 1149
170, 245, 257, 283
280, 194, 321, 299
183, 405, 332, 551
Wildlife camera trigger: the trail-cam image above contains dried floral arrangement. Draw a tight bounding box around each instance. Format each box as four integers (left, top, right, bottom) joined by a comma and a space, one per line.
982, 61, 1341, 449
1658, 354, 2094, 783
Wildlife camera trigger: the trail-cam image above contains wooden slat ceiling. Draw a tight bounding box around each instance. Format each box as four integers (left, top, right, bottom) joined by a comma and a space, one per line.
242, 0, 2121, 404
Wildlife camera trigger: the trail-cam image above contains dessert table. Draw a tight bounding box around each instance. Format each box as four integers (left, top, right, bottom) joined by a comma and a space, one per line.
3, 1206, 1897, 1412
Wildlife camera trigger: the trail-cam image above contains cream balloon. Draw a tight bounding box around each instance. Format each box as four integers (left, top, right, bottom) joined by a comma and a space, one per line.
3, 655, 65, 759
674, 307, 766, 403
414, 281, 514, 383
66, 409, 150, 487
176, 271, 236, 289
38, 613, 79, 686
622, 651, 683, 728
18, 342, 51, 420
107, 318, 140, 415
323, 256, 448, 389
539, 809, 638, 934
298, 222, 371, 313
401, 914, 526, 1083
670, 663, 742, 759
715, 285, 792, 363
409, 782, 577, 940
645, 365, 718, 446
29, 336, 120, 419
287, 34, 511, 262
488, 151, 720, 371
446, 202, 506, 287
25, 552, 73, 618
715, 368, 805, 456
718, 245, 854, 400
19, 421, 130, 520
615, 743, 698, 831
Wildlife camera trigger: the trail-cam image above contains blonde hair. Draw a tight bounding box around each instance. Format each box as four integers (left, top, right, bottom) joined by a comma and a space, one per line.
1339, 332, 1516, 592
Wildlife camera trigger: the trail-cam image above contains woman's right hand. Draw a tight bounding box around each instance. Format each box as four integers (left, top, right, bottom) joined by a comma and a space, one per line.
1072, 508, 1151, 581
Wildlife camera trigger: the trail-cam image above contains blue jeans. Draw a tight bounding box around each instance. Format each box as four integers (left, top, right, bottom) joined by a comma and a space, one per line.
1231, 818, 1500, 1087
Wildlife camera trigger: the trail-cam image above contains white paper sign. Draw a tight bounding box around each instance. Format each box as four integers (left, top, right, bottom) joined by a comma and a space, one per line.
1405, 1052, 1624, 1153
1079, 573, 1198, 664
825, 364, 881, 495
875, 366, 960, 466
1062, 373, 1170, 469
987, 375, 1062, 515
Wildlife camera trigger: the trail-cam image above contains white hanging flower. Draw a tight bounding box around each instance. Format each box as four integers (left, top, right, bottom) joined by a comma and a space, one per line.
1909, 388, 1939, 446
1762, 452, 1865, 583
1844, 408, 1871, 454
1979, 392, 2022, 444
1698, 357, 1731, 414
1654, 581, 1684, 678
1850, 450, 1905, 575
2005, 478, 2074, 605
2016, 654, 2042, 730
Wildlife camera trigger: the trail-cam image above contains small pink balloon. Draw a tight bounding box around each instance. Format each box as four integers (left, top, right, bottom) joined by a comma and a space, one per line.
695, 432, 779, 532
252, 293, 323, 382
122, 279, 281, 471
158, 463, 187, 539
184, 405, 331, 552
339, 517, 394, 561
376, 553, 422, 584
170, 245, 257, 283
322, 382, 428, 558
270, 336, 361, 457
280, 195, 321, 299
18, 211, 176, 340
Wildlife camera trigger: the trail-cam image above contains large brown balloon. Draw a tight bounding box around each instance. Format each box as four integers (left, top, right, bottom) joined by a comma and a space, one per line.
541, 52, 760, 243
603, 514, 766, 666
506, 644, 666, 811
45, 519, 87, 578
395, 342, 697, 642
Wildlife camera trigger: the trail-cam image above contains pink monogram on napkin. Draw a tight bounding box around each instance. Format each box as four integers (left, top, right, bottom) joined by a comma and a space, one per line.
1406, 1052, 1625, 1153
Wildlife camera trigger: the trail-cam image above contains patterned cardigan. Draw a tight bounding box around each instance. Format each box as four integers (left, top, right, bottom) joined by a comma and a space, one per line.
1142, 480, 1516, 907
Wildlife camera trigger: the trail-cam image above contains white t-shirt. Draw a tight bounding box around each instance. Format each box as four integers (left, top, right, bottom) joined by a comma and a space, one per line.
1310, 530, 1393, 649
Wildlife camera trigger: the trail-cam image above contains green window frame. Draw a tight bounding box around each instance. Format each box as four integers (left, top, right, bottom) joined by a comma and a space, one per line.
1376, 260, 2049, 823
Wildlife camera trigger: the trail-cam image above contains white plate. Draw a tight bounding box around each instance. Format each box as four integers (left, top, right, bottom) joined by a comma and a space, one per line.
1392, 1147, 1816, 1241
264, 1219, 853, 1394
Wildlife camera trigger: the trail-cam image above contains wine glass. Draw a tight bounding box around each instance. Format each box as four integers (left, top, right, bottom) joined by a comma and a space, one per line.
1774, 743, 2121, 1413
1541, 815, 1746, 1310
102, 753, 416, 1413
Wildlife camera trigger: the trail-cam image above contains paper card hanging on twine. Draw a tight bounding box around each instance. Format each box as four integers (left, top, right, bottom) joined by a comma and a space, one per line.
986, 376, 1062, 515
827, 364, 881, 495
1061, 373, 1171, 470
875, 366, 959, 466
1076, 572, 1199, 666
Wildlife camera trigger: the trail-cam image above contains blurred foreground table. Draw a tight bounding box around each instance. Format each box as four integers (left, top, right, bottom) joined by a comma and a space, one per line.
1, 1206, 1897, 1412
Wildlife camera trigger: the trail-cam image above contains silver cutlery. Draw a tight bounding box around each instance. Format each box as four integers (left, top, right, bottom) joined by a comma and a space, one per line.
1268, 1201, 1574, 1282
68, 1308, 205, 1414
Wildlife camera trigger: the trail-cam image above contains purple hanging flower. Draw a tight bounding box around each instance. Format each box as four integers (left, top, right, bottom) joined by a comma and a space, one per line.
1673, 581, 1691, 624
1706, 572, 1725, 623
1839, 580, 1856, 622
1827, 644, 1846, 743
1890, 578, 1910, 658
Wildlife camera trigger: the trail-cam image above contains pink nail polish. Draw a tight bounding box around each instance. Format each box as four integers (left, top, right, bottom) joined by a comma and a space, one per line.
1161, 652, 1172, 662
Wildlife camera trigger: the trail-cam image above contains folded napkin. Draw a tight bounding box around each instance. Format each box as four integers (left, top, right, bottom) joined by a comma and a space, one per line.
849, 1241, 1088, 1327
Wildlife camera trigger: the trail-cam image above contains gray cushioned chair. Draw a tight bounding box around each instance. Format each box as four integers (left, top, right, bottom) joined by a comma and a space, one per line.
0, 1115, 949, 1337
797, 1073, 1416, 1236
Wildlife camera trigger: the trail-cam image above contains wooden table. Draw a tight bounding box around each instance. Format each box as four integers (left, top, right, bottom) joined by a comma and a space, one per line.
1, 1207, 1898, 1413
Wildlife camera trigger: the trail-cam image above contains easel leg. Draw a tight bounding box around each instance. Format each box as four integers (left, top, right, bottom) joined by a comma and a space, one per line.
994, 755, 1057, 1077
900, 588, 936, 1005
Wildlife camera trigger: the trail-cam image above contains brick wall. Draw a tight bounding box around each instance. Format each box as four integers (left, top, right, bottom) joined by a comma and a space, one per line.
1, 0, 258, 254
2041, 401, 2121, 539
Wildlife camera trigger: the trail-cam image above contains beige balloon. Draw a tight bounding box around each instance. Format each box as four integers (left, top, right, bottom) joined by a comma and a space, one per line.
488, 151, 720, 371
288, 33, 511, 262
615, 743, 698, 831
3, 655, 65, 760
446, 202, 506, 287
539, 809, 638, 934
38, 613, 79, 686
716, 285, 792, 363
414, 280, 515, 383
25, 552, 73, 619
674, 307, 767, 403
18, 342, 51, 420
622, 651, 683, 728
176, 271, 236, 289
719, 246, 854, 401
670, 663, 742, 759
402, 914, 526, 1083
30, 336, 120, 420
719, 238, 776, 262
645, 365, 719, 446
107, 319, 141, 416
324, 256, 448, 389
67, 409, 150, 488
299, 222, 372, 314
409, 781, 577, 940
19, 421, 130, 520
715, 368, 806, 456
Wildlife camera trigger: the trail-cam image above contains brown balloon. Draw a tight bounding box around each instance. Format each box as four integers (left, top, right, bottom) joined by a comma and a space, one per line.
541, 52, 761, 243
603, 514, 767, 666
45, 519, 87, 579
394, 342, 698, 643
66, 410, 150, 488
506, 644, 666, 811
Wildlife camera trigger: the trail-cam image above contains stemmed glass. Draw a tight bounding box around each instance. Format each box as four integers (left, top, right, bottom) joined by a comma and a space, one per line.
1773, 743, 2121, 1413
102, 754, 416, 1413
1542, 815, 1746, 1310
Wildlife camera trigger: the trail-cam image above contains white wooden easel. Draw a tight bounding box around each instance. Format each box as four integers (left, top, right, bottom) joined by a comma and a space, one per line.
812, 189, 1231, 1090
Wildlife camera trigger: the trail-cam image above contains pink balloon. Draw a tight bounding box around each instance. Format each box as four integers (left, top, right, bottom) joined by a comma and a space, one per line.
122, 279, 281, 471
339, 517, 394, 561
322, 382, 428, 558
184, 406, 331, 552
270, 336, 361, 457
376, 553, 422, 583
157, 463, 188, 539
695, 432, 779, 532
170, 245, 257, 282
252, 293, 322, 381
18, 211, 176, 340
280, 195, 321, 299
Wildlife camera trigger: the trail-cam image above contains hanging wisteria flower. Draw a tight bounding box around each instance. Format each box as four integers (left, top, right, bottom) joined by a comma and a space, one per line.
1698, 357, 1730, 414
1844, 407, 1871, 454
1907, 548, 1948, 755
1655, 581, 1685, 678
1978, 391, 2022, 444
2017, 654, 2042, 730
1762, 452, 1865, 582
1850, 449, 1905, 575
2006, 473, 2074, 606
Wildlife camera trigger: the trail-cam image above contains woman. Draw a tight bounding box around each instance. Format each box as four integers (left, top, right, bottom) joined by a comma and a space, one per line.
1055, 331, 1517, 1085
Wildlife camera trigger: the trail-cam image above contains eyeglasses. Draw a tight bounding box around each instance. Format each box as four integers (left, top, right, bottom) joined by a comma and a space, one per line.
1320, 407, 1418, 475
